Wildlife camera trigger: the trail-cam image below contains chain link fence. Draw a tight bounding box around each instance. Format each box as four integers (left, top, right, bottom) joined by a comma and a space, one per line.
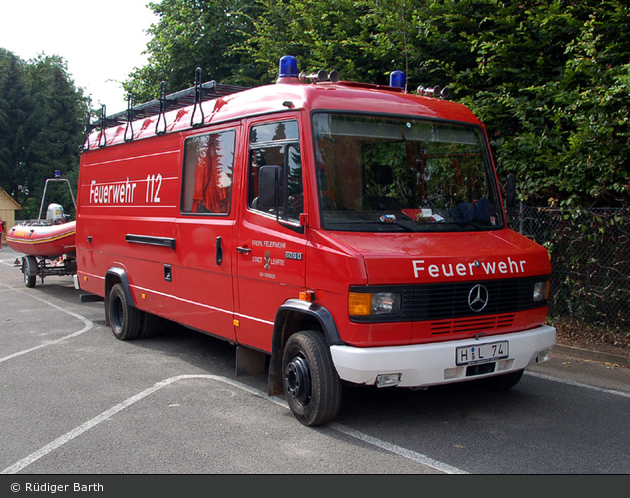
507, 205, 629, 333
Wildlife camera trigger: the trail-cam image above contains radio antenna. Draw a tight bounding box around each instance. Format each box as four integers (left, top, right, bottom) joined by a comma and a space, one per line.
401, 0, 409, 92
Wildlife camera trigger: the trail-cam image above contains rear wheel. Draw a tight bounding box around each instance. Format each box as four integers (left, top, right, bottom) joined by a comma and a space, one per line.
475, 369, 524, 391
22, 256, 37, 288
282, 330, 342, 426
107, 283, 143, 340
139, 312, 161, 339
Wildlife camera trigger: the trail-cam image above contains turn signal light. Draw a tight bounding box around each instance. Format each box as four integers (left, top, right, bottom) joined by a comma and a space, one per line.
349, 291, 402, 316
299, 290, 315, 302
348, 292, 372, 316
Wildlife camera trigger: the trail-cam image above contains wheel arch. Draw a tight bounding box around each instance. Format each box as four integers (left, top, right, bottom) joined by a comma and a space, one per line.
104, 267, 135, 326
267, 298, 342, 396
104, 267, 135, 305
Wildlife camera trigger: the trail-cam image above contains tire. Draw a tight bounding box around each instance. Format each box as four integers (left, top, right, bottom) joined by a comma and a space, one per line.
22, 256, 37, 288
282, 330, 342, 426
139, 312, 161, 339
107, 283, 143, 340
475, 369, 524, 391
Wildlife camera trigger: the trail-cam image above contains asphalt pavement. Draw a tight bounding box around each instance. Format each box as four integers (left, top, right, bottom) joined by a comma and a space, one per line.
1, 243, 629, 477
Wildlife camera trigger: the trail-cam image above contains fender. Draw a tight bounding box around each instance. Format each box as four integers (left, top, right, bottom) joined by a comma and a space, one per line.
105, 267, 136, 308
267, 298, 343, 396
277, 299, 343, 345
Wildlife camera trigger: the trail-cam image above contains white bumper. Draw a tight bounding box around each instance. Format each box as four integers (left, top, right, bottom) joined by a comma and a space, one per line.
330, 325, 556, 387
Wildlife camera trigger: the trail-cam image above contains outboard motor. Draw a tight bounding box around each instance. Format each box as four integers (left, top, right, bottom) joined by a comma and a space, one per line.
46, 203, 65, 223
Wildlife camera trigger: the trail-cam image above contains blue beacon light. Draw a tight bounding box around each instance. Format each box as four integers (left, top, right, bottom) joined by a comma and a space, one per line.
278, 55, 299, 81
389, 70, 406, 90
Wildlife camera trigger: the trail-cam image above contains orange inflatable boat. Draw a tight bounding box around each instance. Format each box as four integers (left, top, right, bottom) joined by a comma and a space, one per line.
6, 220, 76, 258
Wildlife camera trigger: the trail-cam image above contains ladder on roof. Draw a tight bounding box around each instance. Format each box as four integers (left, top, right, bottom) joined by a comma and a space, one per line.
86, 68, 248, 148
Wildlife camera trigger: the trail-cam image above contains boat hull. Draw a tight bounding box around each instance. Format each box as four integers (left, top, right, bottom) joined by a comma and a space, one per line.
6, 220, 76, 258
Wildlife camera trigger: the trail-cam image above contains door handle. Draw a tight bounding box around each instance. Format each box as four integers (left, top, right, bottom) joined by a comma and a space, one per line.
216, 236, 223, 266
237, 246, 251, 254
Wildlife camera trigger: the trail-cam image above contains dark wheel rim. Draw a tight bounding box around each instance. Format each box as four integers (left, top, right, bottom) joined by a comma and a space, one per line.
285, 354, 311, 406
111, 295, 124, 331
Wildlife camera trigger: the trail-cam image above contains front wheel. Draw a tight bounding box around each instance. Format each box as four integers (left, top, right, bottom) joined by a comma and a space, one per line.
282, 330, 342, 426
474, 369, 524, 391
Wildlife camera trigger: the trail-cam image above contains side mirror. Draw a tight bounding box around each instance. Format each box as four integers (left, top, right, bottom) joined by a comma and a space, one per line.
258, 165, 283, 209
505, 173, 516, 209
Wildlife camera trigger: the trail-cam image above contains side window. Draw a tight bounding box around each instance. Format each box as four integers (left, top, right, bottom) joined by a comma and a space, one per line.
182, 129, 235, 214
248, 120, 303, 222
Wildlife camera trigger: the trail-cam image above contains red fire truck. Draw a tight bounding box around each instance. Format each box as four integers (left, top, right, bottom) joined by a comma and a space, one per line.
75, 57, 555, 426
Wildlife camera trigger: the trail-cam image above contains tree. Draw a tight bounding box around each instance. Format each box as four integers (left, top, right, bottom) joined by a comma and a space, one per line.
22, 55, 87, 218
123, 0, 263, 103
241, 0, 385, 84
123, 0, 630, 207
0, 49, 33, 209
404, 0, 630, 206
0, 50, 88, 219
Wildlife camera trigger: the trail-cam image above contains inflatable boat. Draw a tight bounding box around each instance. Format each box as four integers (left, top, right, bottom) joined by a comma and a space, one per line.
8, 176, 79, 287
6, 219, 76, 258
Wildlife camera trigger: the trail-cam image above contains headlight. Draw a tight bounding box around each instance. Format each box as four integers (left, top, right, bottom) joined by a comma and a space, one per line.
533, 281, 550, 302
349, 291, 401, 316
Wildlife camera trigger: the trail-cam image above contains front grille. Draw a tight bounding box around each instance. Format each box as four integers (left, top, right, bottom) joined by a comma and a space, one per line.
429, 314, 515, 335
350, 276, 549, 324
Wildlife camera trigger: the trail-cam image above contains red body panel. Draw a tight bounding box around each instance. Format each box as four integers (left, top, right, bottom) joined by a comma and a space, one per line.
76, 79, 551, 355
327, 229, 551, 285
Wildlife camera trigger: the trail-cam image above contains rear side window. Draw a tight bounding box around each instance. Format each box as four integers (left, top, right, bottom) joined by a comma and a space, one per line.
181, 129, 236, 214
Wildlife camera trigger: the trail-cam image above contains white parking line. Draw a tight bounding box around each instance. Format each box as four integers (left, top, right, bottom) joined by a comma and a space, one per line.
1, 374, 468, 475
526, 371, 630, 399
0, 258, 19, 266
2, 279, 626, 475
0, 282, 93, 364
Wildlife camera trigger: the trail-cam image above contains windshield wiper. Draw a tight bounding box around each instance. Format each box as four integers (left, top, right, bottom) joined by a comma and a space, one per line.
442, 221, 485, 230
328, 220, 416, 232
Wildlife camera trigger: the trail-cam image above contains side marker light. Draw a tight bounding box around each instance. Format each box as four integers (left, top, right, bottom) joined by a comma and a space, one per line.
299, 291, 315, 302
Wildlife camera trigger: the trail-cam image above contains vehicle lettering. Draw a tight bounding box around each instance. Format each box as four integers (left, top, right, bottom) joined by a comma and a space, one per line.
252, 239, 287, 249
90, 178, 137, 204
145, 174, 162, 203
265, 241, 286, 249
412, 258, 527, 278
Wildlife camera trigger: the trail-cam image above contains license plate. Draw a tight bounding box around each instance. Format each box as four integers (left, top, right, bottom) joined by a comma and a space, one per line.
456, 341, 509, 366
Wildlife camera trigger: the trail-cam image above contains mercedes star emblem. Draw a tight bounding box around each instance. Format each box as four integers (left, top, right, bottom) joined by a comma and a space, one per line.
468, 284, 489, 312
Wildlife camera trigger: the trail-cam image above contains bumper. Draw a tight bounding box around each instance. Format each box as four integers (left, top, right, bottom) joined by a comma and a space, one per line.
330, 325, 556, 387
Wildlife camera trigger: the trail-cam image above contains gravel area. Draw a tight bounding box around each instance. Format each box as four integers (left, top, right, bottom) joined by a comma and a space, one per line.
553, 317, 630, 359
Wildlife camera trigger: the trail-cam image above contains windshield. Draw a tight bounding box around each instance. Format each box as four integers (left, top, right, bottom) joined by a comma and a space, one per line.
312, 113, 503, 232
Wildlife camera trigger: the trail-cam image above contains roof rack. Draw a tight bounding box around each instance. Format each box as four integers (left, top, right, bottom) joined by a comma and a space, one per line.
85, 68, 248, 148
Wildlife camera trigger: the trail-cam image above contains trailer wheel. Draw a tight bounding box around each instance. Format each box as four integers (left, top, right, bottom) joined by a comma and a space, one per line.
108, 283, 143, 340
282, 330, 342, 426
22, 256, 37, 288
475, 369, 524, 391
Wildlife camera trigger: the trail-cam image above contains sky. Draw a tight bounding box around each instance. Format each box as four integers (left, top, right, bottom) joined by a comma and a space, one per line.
0, 0, 158, 114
